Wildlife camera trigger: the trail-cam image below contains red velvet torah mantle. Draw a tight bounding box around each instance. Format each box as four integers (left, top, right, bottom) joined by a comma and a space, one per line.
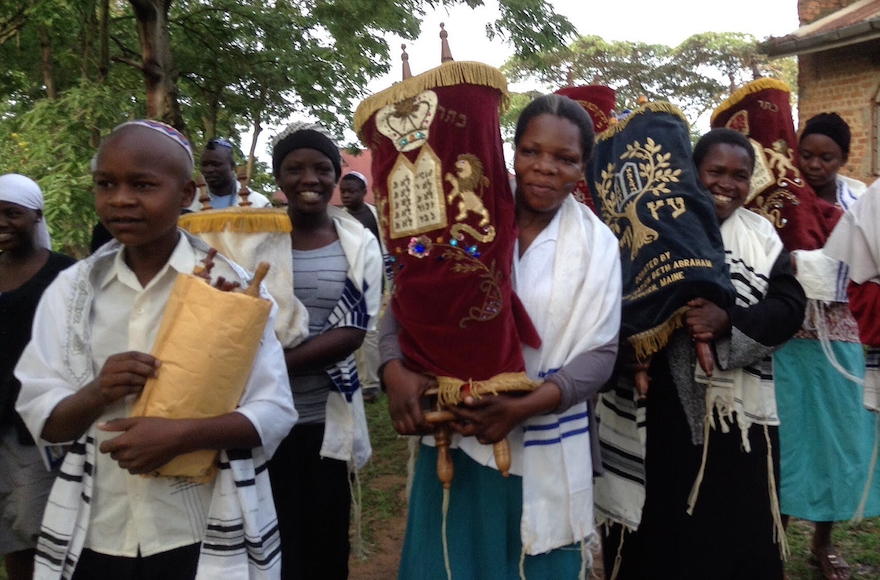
555, 85, 617, 213
710, 78, 842, 251
354, 61, 540, 389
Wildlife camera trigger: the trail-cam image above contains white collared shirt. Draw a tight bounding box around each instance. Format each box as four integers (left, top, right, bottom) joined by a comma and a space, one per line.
15, 230, 297, 559
86, 236, 215, 557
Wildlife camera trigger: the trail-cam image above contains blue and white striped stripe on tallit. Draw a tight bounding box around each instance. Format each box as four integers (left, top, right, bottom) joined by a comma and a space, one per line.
523, 408, 590, 448
324, 278, 369, 401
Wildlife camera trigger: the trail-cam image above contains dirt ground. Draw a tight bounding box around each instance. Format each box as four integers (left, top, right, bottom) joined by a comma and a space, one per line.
348, 472, 406, 580
348, 474, 606, 580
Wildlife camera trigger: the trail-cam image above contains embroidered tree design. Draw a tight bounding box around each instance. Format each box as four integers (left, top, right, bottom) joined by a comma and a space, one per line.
594, 137, 682, 259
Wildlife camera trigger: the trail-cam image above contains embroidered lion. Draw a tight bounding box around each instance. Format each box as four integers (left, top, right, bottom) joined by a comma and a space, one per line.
764, 139, 804, 187
446, 154, 491, 227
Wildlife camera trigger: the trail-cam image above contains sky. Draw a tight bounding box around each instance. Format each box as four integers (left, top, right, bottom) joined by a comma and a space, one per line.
247, 0, 800, 161
372, 0, 800, 92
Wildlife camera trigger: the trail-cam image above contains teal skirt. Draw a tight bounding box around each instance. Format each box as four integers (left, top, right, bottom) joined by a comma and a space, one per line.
774, 338, 880, 521
397, 444, 587, 580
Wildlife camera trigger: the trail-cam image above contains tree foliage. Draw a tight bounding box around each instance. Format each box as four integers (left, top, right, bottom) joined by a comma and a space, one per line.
503, 32, 797, 124
0, 0, 575, 255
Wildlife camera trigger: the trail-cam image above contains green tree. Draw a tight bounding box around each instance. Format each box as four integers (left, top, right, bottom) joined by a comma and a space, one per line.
1, 0, 576, 255
0, 78, 145, 256
503, 32, 797, 124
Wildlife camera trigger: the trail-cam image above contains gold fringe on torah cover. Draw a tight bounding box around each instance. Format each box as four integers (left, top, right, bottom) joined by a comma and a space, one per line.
178, 208, 308, 348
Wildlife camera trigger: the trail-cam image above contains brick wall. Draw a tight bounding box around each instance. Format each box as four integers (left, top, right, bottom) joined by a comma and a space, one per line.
797, 39, 880, 181
798, 0, 862, 24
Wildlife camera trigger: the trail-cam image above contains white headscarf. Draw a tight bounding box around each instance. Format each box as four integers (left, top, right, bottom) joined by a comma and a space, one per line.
0, 173, 51, 249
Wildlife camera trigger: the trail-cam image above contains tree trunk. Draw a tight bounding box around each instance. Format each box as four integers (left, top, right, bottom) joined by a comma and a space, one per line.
247, 104, 266, 181
129, 0, 185, 131
79, 0, 95, 80
38, 26, 56, 99
97, 0, 110, 82
202, 93, 219, 140
202, 116, 215, 141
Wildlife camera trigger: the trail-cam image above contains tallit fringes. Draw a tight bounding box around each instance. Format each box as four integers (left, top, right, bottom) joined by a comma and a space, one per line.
595, 101, 690, 143
627, 305, 689, 362
406, 436, 419, 502
852, 413, 880, 524
811, 300, 866, 386
349, 467, 369, 560
764, 424, 790, 560
178, 208, 293, 235
710, 78, 792, 124
442, 488, 453, 580
354, 61, 510, 138
607, 527, 627, 580
686, 408, 712, 516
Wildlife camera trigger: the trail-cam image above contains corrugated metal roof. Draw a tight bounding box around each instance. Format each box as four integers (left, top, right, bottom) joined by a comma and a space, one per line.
760, 0, 880, 57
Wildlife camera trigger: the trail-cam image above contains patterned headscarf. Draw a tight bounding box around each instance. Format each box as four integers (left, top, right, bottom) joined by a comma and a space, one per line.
112, 120, 195, 175
0, 173, 52, 249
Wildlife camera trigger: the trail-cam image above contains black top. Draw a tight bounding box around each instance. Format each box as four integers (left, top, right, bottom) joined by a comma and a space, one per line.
0, 251, 76, 443
727, 248, 805, 346
346, 204, 381, 246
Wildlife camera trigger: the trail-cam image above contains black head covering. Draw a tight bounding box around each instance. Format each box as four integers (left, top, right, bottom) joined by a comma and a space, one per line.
271, 121, 342, 179
801, 112, 850, 157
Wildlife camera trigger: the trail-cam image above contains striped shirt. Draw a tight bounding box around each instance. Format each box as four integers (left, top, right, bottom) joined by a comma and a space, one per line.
290, 242, 348, 424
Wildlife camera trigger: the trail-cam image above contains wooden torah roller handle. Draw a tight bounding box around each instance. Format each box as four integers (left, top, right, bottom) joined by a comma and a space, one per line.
434, 423, 454, 490
424, 411, 512, 478
243, 262, 270, 297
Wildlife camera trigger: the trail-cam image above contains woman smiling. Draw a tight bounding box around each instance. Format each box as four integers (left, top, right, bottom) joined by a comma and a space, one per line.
383, 94, 622, 579
268, 122, 383, 580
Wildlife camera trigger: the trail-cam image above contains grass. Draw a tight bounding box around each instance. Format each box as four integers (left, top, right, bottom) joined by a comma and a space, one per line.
351, 395, 409, 555
785, 517, 880, 579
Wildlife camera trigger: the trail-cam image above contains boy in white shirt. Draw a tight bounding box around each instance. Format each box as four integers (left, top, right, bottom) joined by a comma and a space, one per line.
15, 120, 296, 580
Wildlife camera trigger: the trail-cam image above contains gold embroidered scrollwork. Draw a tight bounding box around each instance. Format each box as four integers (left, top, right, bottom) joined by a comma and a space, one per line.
764, 139, 805, 190
749, 189, 800, 229
442, 249, 502, 328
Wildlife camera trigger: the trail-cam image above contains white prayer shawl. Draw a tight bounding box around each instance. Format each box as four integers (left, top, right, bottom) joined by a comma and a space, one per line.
867, 348, 880, 414
595, 208, 784, 532
349, 203, 392, 291
825, 178, 880, 412
793, 175, 865, 302
458, 195, 622, 555
594, 379, 647, 532
36, 442, 279, 580
21, 234, 284, 580
694, 208, 784, 449
319, 206, 383, 470
825, 178, 880, 286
